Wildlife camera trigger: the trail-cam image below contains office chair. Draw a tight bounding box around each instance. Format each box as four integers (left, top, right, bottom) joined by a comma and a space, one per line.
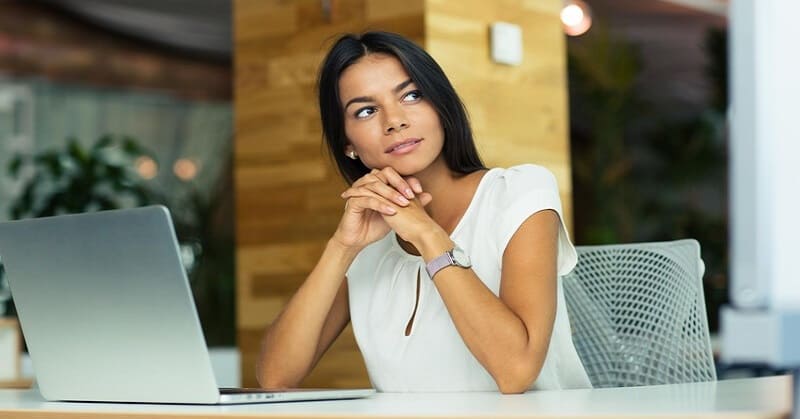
563, 239, 717, 387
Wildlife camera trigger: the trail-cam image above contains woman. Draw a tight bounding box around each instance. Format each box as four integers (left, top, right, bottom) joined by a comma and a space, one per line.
257, 31, 591, 394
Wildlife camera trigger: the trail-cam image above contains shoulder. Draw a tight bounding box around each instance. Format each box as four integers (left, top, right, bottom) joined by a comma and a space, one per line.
494, 164, 558, 192
481, 164, 572, 262
481, 164, 560, 208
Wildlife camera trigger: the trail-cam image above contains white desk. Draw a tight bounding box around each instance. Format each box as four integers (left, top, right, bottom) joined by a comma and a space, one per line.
0, 375, 791, 418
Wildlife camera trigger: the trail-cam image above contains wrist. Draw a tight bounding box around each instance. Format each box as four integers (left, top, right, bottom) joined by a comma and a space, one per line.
326, 237, 363, 261
413, 227, 454, 262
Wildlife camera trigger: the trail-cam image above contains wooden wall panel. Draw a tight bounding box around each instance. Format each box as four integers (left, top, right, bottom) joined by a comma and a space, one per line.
234, 0, 569, 389
426, 0, 574, 230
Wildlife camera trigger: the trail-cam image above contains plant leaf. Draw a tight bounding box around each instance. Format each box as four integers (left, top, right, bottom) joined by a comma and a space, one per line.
94, 134, 114, 150
67, 138, 89, 170
8, 155, 24, 178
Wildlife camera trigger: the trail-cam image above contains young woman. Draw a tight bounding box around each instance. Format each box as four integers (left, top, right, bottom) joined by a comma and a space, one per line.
257, 31, 591, 394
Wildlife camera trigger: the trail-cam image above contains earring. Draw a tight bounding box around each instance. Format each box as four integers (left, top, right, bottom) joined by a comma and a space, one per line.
347, 150, 358, 160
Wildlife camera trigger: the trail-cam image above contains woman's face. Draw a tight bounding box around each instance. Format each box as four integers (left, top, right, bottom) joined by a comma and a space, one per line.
338, 53, 445, 177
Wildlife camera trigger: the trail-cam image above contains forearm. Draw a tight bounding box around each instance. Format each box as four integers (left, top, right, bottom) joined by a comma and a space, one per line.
435, 268, 542, 392
416, 231, 544, 393
257, 239, 359, 388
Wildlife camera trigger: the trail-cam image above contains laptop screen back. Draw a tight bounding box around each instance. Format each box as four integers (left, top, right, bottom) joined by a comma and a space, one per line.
0, 206, 222, 403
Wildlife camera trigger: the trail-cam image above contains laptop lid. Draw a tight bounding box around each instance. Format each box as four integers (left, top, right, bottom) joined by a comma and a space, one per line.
0, 206, 224, 403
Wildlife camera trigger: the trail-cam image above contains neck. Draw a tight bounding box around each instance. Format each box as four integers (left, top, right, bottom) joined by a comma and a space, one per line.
414, 158, 486, 234
414, 158, 457, 218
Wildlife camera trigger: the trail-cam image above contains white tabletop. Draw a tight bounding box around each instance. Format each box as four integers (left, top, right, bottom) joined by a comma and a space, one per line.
0, 375, 791, 418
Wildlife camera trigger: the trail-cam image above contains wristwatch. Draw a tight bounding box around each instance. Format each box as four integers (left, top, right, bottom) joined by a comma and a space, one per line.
425, 245, 472, 279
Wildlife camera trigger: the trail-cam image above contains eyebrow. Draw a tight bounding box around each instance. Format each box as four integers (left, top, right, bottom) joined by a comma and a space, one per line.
343, 79, 415, 110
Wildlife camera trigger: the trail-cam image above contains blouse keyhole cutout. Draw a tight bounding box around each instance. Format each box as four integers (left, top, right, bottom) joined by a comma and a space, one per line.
404, 270, 422, 336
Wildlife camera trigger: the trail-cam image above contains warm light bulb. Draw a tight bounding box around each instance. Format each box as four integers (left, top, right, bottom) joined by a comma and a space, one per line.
561, 0, 593, 37
173, 158, 199, 181
561, 4, 584, 27
135, 156, 158, 180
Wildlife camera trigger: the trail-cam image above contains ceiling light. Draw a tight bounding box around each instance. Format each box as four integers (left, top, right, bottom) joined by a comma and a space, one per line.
561, 0, 593, 36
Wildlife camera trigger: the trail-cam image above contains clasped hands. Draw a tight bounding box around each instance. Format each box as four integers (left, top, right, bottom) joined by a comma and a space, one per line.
333, 167, 440, 251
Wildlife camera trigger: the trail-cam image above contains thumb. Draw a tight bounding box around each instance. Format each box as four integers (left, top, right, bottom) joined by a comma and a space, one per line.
418, 192, 433, 207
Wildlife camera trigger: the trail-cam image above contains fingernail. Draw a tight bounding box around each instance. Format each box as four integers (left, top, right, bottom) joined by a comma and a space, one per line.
398, 196, 410, 205
405, 188, 414, 199
385, 206, 397, 214
412, 184, 423, 193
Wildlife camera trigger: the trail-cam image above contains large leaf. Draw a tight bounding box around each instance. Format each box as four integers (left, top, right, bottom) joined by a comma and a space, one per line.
66, 138, 90, 171
33, 151, 64, 178
120, 136, 155, 161
37, 191, 67, 218
11, 174, 42, 218
7, 155, 24, 178
93, 134, 114, 150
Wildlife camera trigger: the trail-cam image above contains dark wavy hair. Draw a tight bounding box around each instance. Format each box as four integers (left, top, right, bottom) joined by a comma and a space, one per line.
318, 31, 485, 184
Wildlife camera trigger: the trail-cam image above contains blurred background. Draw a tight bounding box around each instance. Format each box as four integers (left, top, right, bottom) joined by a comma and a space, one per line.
0, 0, 235, 350
0, 0, 756, 386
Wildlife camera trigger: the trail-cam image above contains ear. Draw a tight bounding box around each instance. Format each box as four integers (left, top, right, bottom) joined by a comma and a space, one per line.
344, 145, 358, 160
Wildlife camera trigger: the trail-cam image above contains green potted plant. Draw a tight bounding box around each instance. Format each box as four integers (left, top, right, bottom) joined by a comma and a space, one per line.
7, 135, 158, 218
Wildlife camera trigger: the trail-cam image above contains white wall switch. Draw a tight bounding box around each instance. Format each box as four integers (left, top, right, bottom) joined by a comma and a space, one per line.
490, 22, 523, 66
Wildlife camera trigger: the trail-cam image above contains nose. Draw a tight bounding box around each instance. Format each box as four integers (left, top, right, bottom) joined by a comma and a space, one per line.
383, 104, 409, 135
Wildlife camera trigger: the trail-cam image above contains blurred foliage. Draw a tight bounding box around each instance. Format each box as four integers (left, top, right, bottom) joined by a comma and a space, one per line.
568, 25, 729, 330
568, 24, 645, 245
7, 135, 158, 218
4, 135, 235, 346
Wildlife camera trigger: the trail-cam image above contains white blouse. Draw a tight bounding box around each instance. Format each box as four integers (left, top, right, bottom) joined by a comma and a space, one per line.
346, 164, 592, 392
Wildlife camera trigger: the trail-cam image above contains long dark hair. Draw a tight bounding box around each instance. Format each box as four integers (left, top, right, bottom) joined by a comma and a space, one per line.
318, 31, 485, 184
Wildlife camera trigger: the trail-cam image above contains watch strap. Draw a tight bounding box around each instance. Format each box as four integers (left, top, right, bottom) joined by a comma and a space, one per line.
425, 250, 454, 279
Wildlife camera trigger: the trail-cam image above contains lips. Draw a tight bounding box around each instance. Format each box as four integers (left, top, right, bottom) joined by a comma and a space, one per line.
385, 138, 423, 154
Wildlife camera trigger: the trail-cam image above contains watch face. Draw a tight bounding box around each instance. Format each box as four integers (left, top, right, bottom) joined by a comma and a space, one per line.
451, 246, 472, 267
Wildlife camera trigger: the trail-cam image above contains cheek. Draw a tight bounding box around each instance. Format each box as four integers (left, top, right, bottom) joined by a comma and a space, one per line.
343, 121, 368, 147
414, 107, 444, 138
347, 117, 385, 140
344, 121, 381, 165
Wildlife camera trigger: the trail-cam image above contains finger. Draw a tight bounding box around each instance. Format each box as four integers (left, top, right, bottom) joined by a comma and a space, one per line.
379, 167, 415, 199
341, 184, 409, 206
347, 196, 397, 216
352, 171, 386, 188
370, 168, 388, 183
406, 177, 423, 194
363, 182, 410, 206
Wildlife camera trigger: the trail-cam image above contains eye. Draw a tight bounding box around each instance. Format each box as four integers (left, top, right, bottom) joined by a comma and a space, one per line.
354, 107, 377, 119
402, 90, 423, 102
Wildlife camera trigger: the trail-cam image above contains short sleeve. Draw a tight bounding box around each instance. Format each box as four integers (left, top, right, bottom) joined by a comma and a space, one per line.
493, 164, 578, 277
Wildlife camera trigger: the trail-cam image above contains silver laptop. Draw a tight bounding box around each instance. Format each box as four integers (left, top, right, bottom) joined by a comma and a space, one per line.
0, 206, 375, 404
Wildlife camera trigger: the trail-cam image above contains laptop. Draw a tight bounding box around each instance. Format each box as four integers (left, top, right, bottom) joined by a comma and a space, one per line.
0, 206, 375, 404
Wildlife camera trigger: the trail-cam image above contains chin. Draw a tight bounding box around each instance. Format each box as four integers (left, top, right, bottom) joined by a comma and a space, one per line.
375, 159, 419, 174
368, 153, 442, 177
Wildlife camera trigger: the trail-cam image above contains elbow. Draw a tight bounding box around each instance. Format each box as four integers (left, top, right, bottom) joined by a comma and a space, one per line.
258, 376, 291, 390
256, 361, 294, 390
256, 342, 294, 390
497, 379, 533, 395
257, 356, 302, 390
255, 361, 273, 389
494, 358, 541, 394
